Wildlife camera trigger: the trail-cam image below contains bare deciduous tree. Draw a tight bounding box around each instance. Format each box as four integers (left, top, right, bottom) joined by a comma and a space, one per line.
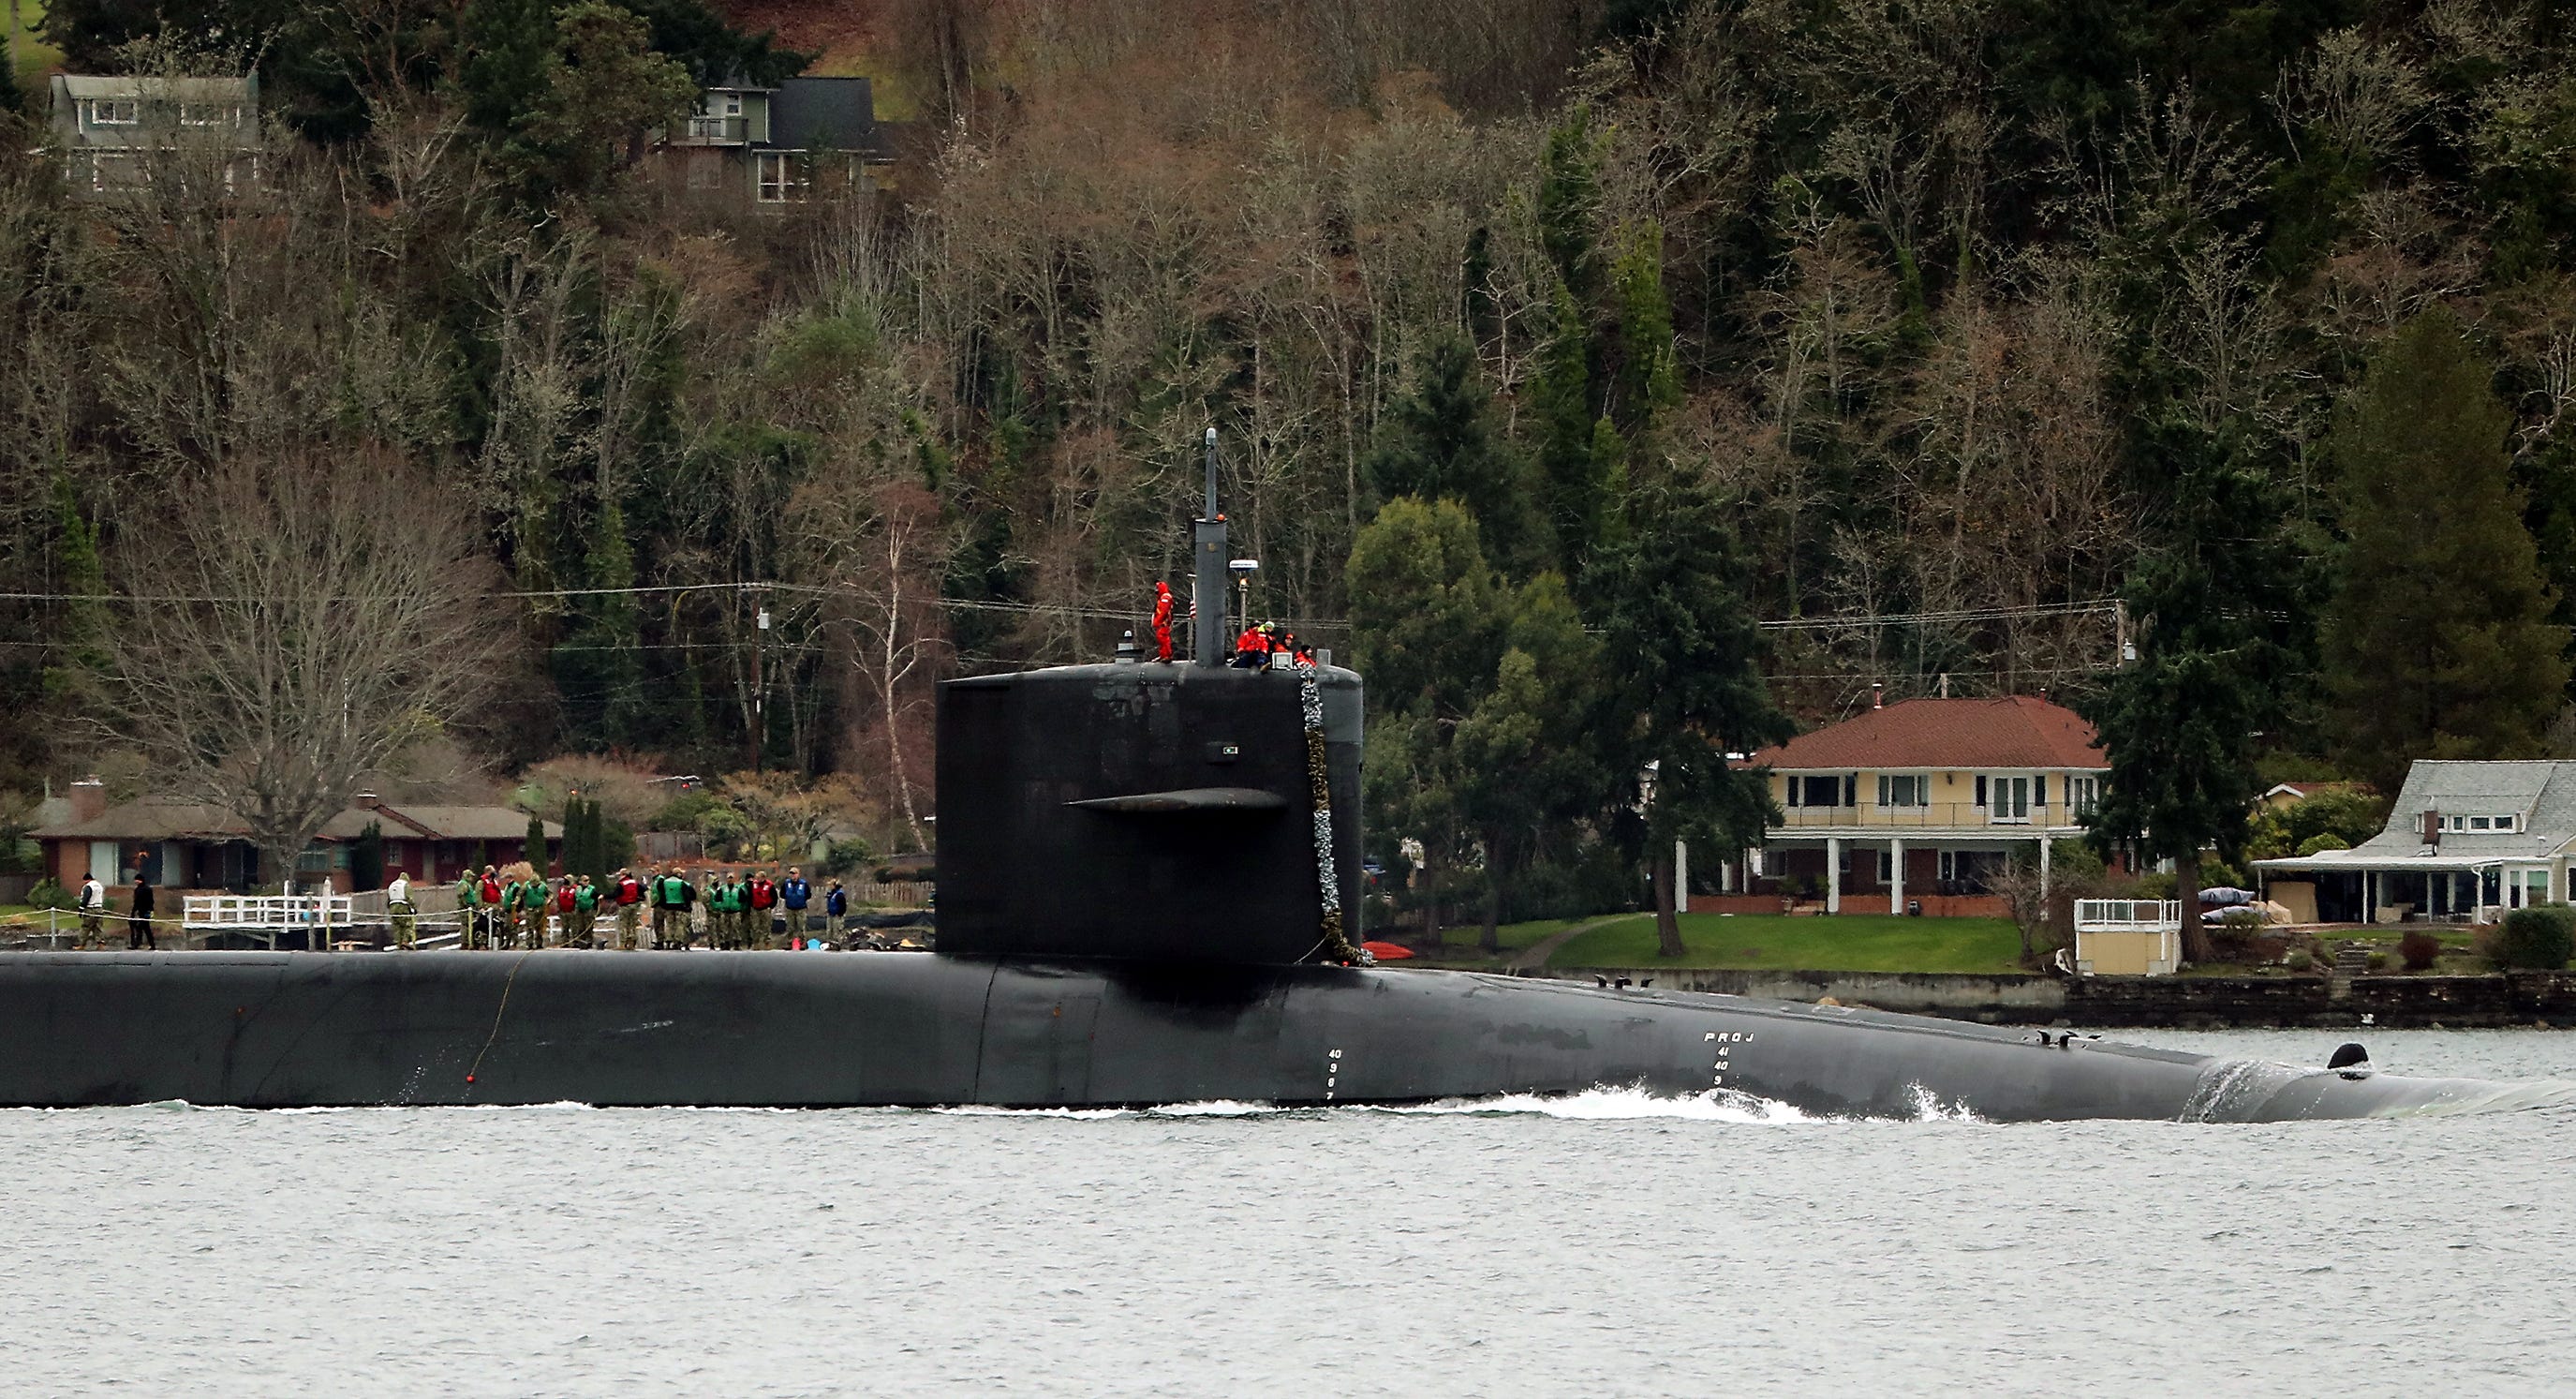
101, 447, 511, 888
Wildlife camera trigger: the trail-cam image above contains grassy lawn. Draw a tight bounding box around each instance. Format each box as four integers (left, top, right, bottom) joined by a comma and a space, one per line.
1399, 916, 1597, 967
1547, 912, 2026, 975
11, 4, 65, 89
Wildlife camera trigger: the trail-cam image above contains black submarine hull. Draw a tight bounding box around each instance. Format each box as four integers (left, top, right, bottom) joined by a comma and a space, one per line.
0, 950, 2539, 1122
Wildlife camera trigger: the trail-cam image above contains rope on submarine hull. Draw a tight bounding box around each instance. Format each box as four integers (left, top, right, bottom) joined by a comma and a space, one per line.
1296, 658, 1365, 964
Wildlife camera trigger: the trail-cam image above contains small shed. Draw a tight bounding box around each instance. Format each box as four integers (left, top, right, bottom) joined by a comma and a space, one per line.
2072, 900, 2182, 976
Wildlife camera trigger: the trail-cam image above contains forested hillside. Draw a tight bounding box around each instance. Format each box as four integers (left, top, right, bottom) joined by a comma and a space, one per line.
3, 0, 2573, 887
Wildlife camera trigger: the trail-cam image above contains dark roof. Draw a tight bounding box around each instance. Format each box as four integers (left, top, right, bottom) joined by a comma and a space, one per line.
1750, 696, 2109, 771
768, 77, 884, 156
36, 796, 559, 842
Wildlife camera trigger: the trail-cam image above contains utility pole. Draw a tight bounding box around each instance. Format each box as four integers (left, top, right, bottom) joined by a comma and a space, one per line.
749, 591, 770, 772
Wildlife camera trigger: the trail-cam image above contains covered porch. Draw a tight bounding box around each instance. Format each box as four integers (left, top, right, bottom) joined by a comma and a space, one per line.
2255, 852, 2556, 925
1736, 833, 2061, 916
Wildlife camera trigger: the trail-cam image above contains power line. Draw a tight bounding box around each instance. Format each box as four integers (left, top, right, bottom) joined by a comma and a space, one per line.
0, 581, 2117, 635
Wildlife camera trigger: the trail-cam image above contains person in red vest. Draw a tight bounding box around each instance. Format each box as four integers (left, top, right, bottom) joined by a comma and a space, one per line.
478, 866, 503, 949
553, 877, 579, 948
748, 871, 778, 949
613, 867, 644, 951
1150, 581, 1176, 662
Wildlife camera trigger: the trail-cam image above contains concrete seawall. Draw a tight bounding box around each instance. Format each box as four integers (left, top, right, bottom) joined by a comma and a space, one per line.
1541, 967, 2576, 1029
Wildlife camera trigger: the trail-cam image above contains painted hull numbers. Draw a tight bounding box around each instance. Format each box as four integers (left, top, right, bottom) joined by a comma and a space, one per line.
1326, 1046, 1341, 1102
1706, 1030, 1750, 1091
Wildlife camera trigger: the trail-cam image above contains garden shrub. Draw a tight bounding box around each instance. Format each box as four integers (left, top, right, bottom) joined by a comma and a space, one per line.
2485, 904, 2576, 970
2365, 950, 2388, 971
26, 878, 73, 910
2397, 931, 2442, 972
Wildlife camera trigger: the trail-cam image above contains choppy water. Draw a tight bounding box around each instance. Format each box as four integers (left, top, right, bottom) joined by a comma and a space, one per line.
5, 1029, 2571, 1397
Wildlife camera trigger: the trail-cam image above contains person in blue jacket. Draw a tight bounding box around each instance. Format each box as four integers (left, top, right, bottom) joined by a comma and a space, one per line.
779, 867, 812, 946
824, 878, 849, 943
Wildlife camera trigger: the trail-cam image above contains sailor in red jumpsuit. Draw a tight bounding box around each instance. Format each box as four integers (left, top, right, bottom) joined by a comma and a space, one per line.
1151, 581, 1175, 662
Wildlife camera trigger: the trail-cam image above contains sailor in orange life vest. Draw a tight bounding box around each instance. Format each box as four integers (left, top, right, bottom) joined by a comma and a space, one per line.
1150, 580, 1175, 662
1230, 620, 1275, 668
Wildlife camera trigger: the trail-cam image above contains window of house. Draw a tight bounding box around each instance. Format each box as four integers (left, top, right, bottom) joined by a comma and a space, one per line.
1787, 775, 1843, 808
2066, 775, 2100, 817
88, 98, 140, 127
757, 151, 808, 202
1877, 774, 1929, 808
179, 103, 232, 127
1989, 775, 2030, 822
89, 152, 137, 191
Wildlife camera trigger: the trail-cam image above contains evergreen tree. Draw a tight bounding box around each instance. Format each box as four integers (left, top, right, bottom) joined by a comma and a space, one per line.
526, 810, 550, 874
1607, 223, 1682, 433
2322, 312, 2569, 791
1593, 477, 1790, 959
1452, 573, 1606, 950
562, 797, 590, 881
1364, 331, 1541, 572
2080, 423, 2317, 962
352, 820, 385, 892
1533, 277, 1613, 577
1536, 107, 1603, 302
1348, 499, 1510, 938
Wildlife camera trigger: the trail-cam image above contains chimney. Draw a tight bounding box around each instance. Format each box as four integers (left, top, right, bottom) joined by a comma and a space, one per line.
1871, 681, 1884, 710
356, 791, 381, 811
2422, 810, 2440, 847
69, 777, 107, 824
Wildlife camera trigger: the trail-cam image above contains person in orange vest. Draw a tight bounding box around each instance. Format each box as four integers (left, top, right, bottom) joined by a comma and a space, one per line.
1232, 621, 1273, 668
1150, 581, 1176, 662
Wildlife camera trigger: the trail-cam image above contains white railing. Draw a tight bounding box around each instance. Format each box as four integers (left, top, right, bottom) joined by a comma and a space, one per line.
182, 894, 355, 930
2074, 899, 2181, 931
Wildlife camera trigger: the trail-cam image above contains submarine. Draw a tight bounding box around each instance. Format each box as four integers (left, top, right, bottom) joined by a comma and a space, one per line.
0, 444, 2557, 1122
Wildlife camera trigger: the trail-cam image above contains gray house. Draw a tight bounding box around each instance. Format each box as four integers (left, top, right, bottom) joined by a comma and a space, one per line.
47, 73, 261, 200
2256, 760, 2575, 923
653, 76, 892, 208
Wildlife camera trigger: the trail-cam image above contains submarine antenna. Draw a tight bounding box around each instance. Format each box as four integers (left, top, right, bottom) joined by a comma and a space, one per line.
1192, 426, 1227, 667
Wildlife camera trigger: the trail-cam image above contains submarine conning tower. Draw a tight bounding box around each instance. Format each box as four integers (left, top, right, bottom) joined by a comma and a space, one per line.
935, 660, 1365, 965
938, 428, 1364, 965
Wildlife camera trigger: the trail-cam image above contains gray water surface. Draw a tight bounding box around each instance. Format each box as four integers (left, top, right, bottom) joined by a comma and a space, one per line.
4, 1029, 2570, 1397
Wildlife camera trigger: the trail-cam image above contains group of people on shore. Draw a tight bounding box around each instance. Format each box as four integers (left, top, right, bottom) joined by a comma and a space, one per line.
387, 864, 856, 952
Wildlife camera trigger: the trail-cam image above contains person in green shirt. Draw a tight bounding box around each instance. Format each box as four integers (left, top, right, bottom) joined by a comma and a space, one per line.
724, 872, 750, 950
507, 874, 537, 949
652, 865, 689, 949
570, 875, 600, 947
453, 871, 481, 950
523, 874, 552, 947
708, 872, 736, 949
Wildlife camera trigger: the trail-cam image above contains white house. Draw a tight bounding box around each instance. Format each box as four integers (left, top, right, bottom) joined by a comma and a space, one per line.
2255, 760, 2573, 924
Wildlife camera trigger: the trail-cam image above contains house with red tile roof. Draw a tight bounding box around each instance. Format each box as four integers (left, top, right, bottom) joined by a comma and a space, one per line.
1699, 694, 2110, 917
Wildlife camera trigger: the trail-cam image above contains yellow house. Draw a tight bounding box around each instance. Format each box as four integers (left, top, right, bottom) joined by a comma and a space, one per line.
1712, 695, 2111, 916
